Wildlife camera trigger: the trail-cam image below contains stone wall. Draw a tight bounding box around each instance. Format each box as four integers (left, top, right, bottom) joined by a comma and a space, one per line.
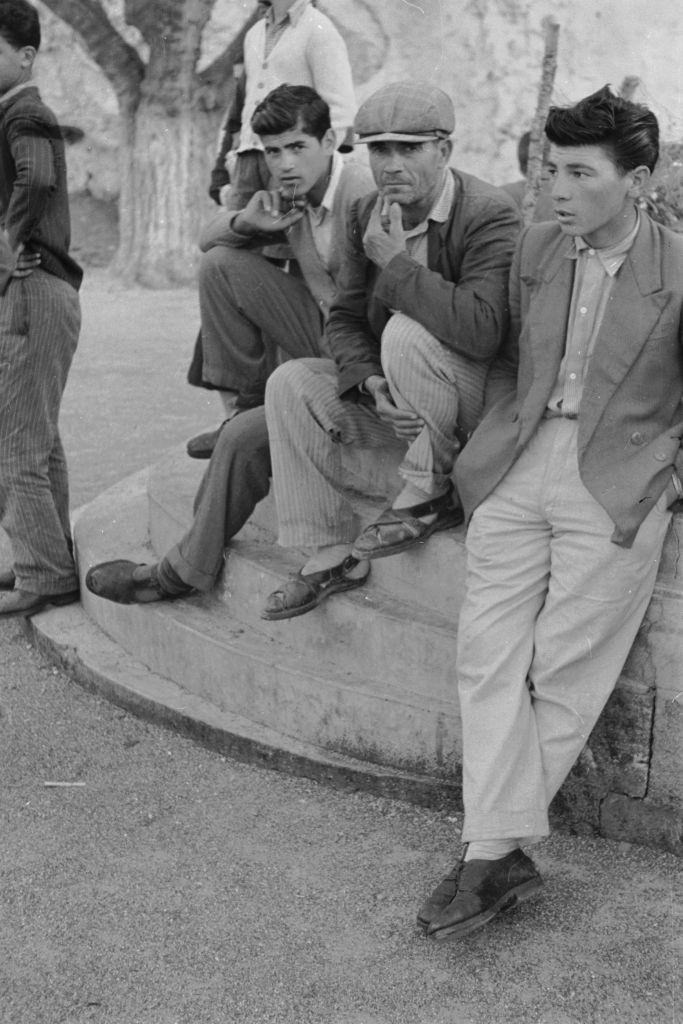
34, 0, 683, 200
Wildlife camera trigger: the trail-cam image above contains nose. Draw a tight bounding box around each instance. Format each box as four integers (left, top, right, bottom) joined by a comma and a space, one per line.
382, 147, 405, 174
550, 172, 569, 202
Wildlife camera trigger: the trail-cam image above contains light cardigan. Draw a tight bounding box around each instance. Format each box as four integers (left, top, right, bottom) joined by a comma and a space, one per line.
238, 0, 356, 153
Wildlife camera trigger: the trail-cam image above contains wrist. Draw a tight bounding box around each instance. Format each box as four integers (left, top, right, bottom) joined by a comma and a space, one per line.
672, 469, 683, 501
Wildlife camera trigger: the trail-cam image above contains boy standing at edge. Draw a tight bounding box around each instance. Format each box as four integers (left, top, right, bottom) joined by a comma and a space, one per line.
0, 0, 83, 617
418, 86, 683, 940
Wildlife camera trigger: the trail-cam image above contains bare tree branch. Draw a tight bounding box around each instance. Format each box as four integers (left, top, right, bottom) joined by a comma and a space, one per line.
523, 16, 560, 226
40, 0, 144, 115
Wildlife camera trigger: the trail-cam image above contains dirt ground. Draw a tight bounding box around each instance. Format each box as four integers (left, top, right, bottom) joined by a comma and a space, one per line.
0, 204, 681, 1024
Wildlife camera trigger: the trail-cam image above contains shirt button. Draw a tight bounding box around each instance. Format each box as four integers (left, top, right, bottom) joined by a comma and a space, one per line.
654, 452, 669, 462
569, 373, 577, 380
588, 249, 596, 256
630, 432, 645, 445
580, 306, 588, 315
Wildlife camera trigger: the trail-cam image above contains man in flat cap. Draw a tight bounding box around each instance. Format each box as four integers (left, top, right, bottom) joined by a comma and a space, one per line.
261, 80, 520, 619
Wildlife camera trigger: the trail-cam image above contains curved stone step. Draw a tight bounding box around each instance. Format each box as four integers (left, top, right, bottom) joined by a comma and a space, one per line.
75, 473, 462, 775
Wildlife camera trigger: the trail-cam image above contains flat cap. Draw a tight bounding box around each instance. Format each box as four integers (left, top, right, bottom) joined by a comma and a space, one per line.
354, 81, 455, 144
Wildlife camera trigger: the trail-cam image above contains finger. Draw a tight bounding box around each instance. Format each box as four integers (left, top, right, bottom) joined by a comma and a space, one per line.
388, 201, 403, 235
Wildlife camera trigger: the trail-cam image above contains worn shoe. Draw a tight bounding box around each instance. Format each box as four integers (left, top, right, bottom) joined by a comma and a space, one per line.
426, 849, 543, 941
417, 848, 468, 932
0, 587, 80, 618
0, 568, 16, 590
261, 556, 370, 620
85, 560, 191, 604
186, 406, 249, 459
351, 487, 463, 561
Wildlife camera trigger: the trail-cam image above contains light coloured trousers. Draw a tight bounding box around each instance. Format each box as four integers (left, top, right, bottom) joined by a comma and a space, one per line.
265, 314, 487, 547
457, 417, 672, 841
0, 270, 80, 593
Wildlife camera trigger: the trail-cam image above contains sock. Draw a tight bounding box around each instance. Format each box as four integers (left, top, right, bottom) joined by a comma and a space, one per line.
464, 839, 519, 861
156, 558, 193, 596
392, 483, 449, 524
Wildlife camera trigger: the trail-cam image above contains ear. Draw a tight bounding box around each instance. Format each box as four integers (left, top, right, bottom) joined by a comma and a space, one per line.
628, 164, 651, 197
321, 128, 336, 155
437, 138, 453, 165
19, 46, 36, 70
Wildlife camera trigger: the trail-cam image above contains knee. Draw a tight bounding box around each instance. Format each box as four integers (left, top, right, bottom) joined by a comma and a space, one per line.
381, 314, 435, 383
265, 361, 307, 412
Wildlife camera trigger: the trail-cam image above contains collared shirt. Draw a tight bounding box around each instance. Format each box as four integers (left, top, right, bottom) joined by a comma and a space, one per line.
402, 169, 454, 268
264, 0, 309, 58
305, 149, 344, 270
0, 80, 36, 109
547, 211, 640, 417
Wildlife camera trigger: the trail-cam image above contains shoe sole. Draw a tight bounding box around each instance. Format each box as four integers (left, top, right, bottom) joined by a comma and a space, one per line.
428, 876, 544, 941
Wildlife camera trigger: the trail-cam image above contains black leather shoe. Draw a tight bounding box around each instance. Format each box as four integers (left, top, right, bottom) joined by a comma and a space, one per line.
186, 404, 253, 459
426, 849, 543, 941
85, 560, 191, 604
416, 850, 467, 932
0, 587, 80, 618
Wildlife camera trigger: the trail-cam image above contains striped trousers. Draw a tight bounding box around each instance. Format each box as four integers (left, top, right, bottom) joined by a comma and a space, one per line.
0, 270, 80, 593
265, 313, 488, 548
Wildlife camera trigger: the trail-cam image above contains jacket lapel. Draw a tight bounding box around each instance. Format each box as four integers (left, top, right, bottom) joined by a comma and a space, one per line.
578, 216, 668, 447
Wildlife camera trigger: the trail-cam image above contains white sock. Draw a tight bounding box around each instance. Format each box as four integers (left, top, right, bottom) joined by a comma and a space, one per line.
464, 839, 519, 861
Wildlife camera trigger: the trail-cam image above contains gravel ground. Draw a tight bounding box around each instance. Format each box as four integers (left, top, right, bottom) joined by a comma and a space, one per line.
0, 616, 680, 1024
0, 245, 681, 1024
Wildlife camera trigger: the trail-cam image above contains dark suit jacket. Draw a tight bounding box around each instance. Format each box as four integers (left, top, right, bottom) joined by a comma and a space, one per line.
455, 215, 683, 547
325, 168, 521, 397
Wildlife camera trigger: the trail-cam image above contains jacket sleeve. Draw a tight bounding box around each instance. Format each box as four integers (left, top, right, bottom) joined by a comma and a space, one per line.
371, 193, 520, 363
483, 228, 527, 409
326, 197, 383, 397
4, 112, 56, 249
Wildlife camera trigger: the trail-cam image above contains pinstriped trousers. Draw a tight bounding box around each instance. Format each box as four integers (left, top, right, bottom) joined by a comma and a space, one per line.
265, 313, 489, 548
0, 270, 80, 593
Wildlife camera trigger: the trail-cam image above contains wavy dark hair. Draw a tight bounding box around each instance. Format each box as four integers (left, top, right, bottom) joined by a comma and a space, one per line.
251, 84, 331, 141
545, 85, 659, 173
0, 0, 40, 50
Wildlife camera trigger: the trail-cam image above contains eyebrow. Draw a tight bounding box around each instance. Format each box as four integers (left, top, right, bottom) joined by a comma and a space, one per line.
548, 161, 596, 173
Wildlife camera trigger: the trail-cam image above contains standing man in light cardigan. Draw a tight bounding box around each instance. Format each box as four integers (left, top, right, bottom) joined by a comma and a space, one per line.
210, 0, 356, 210
419, 86, 683, 941
84, 85, 373, 605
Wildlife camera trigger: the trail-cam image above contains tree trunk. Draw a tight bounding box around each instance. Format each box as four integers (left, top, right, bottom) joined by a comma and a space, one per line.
113, 99, 218, 286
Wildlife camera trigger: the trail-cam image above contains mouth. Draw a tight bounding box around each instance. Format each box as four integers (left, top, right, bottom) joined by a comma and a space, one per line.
554, 209, 574, 222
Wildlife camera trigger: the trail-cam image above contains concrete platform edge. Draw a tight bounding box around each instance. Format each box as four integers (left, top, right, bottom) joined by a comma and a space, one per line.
25, 604, 462, 813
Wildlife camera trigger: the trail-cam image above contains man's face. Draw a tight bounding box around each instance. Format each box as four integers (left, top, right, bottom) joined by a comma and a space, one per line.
261, 122, 335, 202
0, 36, 31, 95
547, 143, 642, 248
367, 139, 450, 213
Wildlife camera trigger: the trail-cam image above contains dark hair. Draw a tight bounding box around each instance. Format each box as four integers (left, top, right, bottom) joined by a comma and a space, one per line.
0, 0, 40, 50
251, 84, 331, 141
545, 85, 659, 173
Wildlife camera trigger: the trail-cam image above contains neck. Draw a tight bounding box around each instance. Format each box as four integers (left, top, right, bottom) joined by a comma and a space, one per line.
584, 204, 638, 250
271, 0, 297, 20
306, 156, 334, 207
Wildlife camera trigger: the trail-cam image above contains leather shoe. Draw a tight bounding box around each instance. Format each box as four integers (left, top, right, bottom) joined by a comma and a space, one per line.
186, 406, 247, 459
0, 587, 80, 618
351, 486, 463, 560
416, 849, 467, 932
85, 560, 191, 604
426, 849, 543, 940
0, 567, 16, 590
262, 556, 369, 620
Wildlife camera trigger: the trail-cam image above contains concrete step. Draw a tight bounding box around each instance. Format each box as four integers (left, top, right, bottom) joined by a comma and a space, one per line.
75, 471, 462, 775
147, 447, 469, 619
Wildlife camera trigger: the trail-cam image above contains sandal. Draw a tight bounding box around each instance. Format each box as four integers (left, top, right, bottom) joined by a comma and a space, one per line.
351, 488, 463, 560
262, 555, 369, 620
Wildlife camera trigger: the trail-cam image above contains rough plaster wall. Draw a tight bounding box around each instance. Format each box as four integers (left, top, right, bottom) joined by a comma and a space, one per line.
33, 0, 682, 196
